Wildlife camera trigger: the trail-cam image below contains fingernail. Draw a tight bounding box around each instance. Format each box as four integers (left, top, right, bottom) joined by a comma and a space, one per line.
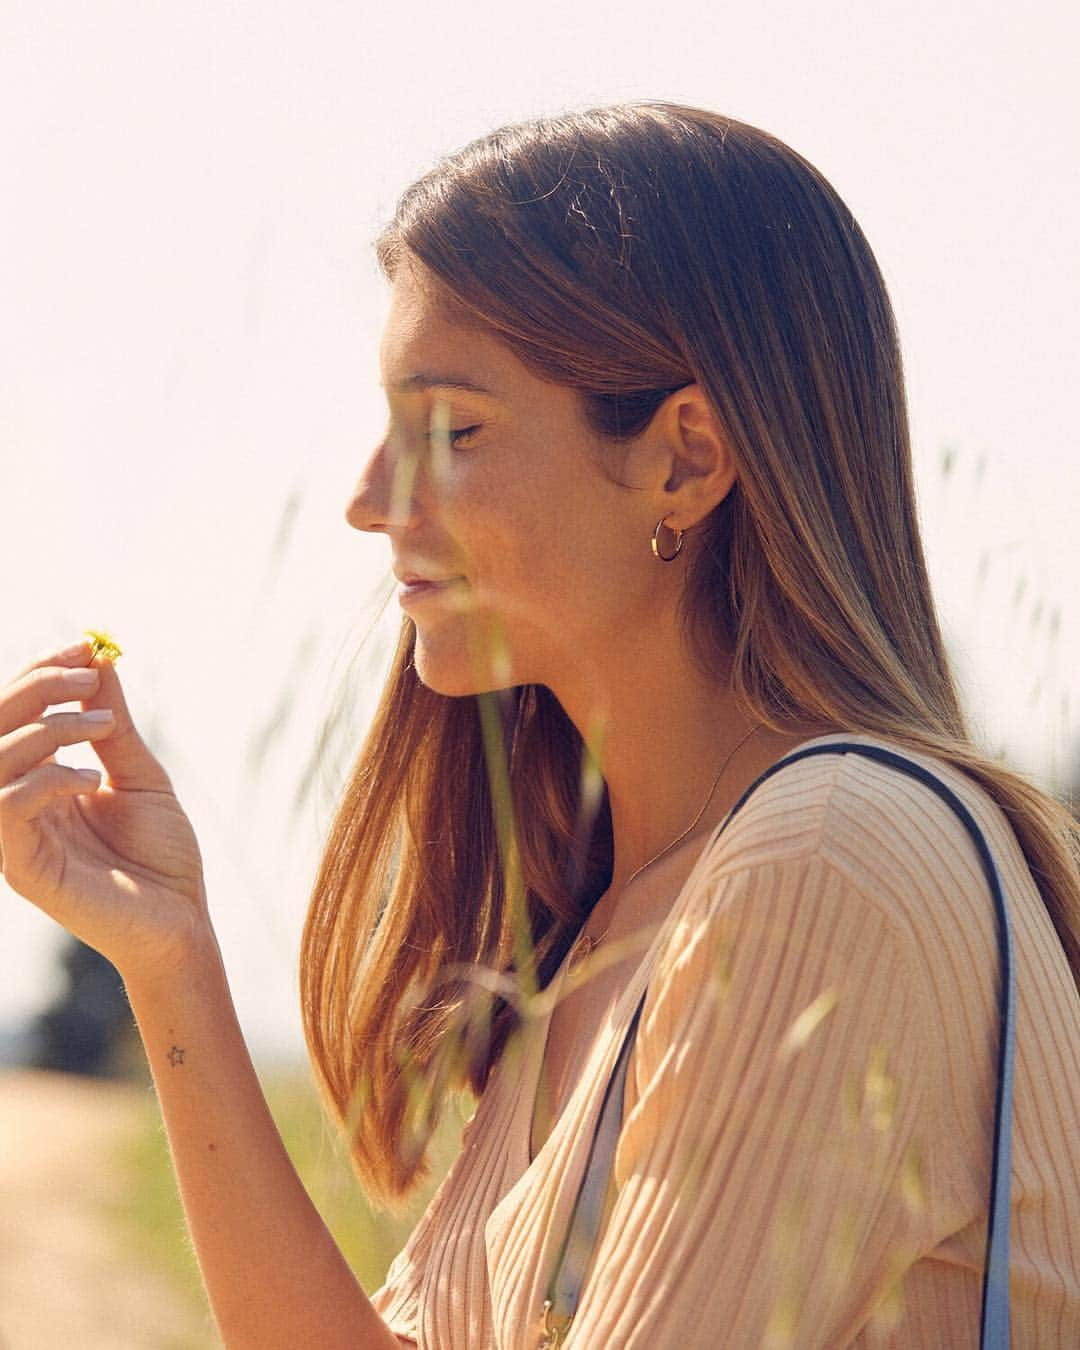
56, 641, 91, 661
81, 709, 114, 722
62, 669, 99, 687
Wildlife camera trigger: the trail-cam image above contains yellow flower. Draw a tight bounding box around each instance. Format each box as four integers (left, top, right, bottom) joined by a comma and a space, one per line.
83, 628, 123, 663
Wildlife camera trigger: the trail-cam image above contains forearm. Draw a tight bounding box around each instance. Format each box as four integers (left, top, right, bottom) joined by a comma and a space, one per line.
123, 932, 400, 1350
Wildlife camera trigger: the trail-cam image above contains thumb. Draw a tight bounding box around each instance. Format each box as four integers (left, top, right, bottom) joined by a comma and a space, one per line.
79, 653, 175, 793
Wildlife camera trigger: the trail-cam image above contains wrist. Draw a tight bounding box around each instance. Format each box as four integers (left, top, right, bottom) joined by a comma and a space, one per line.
120, 922, 226, 1005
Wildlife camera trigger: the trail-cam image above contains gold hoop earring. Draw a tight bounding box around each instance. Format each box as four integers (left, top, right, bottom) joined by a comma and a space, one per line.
651, 515, 684, 562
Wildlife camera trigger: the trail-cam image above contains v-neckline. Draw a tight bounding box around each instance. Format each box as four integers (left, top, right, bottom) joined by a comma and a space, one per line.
520, 810, 730, 1169
517, 730, 855, 1170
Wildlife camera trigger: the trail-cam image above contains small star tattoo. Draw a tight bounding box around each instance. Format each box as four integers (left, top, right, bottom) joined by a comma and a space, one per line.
167, 1045, 186, 1067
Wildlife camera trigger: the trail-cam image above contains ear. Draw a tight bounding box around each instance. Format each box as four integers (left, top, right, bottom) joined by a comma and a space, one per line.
649, 384, 737, 529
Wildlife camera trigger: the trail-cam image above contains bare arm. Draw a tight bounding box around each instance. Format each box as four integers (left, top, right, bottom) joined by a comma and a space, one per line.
0, 644, 409, 1346
125, 933, 404, 1350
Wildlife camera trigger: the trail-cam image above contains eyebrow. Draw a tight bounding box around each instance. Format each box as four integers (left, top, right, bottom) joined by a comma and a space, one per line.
384, 372, 498, 397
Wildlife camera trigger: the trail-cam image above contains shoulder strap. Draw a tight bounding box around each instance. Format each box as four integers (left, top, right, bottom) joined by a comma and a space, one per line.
542, 743, 1015, 1349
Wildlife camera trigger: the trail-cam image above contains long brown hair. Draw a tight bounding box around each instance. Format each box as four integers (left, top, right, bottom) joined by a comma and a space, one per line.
300, 103, 1080, 1208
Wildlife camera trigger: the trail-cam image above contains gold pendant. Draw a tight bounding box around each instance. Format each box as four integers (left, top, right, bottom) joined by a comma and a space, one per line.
539, 1299, 572, 1347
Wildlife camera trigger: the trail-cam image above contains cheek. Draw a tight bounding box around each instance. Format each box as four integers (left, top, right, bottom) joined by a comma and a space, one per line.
443, 477, 546, 587
439, 437, 619, 616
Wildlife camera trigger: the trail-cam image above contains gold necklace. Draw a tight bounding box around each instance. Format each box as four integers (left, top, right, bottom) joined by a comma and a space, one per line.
565, 721, 762, 977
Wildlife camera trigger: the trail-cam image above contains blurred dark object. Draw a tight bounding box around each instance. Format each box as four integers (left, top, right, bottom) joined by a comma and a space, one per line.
26, 936, 145, 1080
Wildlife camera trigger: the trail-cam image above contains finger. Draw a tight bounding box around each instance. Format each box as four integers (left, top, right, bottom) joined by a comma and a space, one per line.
0, 750, 62, 869
0, 760, 101, 822
0, 762, 102, 882
0, 710, 116, 789
0, 665, 103, 739
14, 639, 94, 682
77, 652, 173, 793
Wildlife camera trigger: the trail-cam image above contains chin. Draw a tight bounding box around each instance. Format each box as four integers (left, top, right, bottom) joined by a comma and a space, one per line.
410, 628, 519, 698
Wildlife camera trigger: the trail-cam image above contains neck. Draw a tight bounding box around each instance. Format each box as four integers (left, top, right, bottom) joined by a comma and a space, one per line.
548, 623, 837, 915
552, 642, 755, 894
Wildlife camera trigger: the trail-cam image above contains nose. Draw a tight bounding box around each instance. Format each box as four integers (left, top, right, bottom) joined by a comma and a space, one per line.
344, 435, 423, 535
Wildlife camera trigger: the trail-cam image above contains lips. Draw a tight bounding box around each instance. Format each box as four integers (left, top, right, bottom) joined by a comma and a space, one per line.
396, 569, 464, 607
394, 568, 461, 585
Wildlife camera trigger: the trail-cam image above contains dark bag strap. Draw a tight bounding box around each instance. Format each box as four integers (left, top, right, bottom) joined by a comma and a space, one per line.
541, 743, 1016, 1349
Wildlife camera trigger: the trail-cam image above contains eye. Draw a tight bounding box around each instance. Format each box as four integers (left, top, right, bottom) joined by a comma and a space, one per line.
429, 424, 480, 448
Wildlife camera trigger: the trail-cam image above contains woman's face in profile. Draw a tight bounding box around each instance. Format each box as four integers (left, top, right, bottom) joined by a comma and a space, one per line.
345, 259, 671, 699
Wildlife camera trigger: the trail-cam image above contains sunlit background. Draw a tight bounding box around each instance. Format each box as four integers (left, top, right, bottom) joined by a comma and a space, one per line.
2, 4, 1077, 1342
2, 1, 1076, 1100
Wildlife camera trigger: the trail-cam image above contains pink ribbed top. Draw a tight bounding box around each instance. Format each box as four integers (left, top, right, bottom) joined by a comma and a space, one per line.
369, 733, 1080, 1347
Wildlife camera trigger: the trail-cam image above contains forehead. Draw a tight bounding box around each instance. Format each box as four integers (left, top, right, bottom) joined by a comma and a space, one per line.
379, 264, 518, 394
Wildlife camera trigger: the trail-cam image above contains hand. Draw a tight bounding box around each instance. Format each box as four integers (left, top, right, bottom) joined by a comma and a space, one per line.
0, 639, 215, 983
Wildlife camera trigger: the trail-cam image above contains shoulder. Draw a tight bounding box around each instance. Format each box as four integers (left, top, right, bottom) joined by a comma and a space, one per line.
645, 733, 1012, 1051
629, 738, 970, 1117
692, 731, 1010, 948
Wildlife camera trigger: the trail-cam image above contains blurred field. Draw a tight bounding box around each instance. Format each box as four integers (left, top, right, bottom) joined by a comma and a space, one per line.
0, 1069, 208, 1349
0, 1064, 468, 1349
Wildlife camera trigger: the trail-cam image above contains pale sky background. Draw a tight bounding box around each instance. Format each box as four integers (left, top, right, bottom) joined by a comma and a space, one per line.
2, 0, 1077, 1063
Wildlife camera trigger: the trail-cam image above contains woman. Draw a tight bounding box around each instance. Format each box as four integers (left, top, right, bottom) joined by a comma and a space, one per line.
1, 104, 1077, 1347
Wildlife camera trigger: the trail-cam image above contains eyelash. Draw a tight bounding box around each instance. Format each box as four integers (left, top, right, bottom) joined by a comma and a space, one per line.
430, 425, 480, 448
